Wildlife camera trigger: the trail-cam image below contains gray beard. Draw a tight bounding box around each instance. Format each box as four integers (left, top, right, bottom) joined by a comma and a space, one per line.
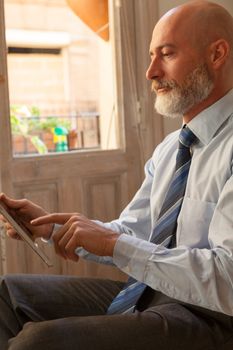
154, 64, 214, 119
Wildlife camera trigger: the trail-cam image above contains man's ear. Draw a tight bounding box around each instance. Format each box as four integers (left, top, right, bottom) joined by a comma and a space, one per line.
209, 39, 230, 69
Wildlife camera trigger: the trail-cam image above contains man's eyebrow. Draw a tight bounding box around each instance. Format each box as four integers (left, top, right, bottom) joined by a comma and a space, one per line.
149, 44, 176, 55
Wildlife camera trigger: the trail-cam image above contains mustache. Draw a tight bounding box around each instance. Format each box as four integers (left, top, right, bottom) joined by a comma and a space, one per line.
151, 79, 177, 92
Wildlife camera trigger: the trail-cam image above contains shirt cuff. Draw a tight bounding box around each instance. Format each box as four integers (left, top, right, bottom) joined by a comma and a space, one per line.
40, 223, 61, 244
113, 233, 155, 281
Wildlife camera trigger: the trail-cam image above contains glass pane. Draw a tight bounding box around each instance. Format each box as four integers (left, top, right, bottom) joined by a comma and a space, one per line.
4, 0, 117, 156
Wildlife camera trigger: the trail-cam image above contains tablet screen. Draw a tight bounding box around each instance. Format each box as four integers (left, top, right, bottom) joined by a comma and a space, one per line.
0, 200, 53, 267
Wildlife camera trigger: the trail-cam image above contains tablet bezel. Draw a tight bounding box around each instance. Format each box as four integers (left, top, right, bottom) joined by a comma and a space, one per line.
0, 201, 53, 267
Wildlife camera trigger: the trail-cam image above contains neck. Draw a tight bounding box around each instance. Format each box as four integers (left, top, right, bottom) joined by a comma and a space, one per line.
183, 86, 232, 124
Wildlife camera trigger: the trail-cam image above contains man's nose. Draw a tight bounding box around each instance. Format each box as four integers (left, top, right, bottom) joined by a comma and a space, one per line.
146, 57, 162, 80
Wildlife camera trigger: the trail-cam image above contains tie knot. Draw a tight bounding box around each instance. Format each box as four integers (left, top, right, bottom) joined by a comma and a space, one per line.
179, 126, 197, 149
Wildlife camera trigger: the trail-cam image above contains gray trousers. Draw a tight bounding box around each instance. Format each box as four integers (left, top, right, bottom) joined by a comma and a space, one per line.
0, 274, 233, 350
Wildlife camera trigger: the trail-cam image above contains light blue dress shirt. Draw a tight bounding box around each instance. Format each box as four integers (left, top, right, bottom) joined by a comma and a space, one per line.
77, 89, 233, 316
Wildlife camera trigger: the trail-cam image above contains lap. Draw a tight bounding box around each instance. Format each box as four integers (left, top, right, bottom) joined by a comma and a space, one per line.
2, 274, 233, 350
1, 274, 124, 320
8, 302, 231, 350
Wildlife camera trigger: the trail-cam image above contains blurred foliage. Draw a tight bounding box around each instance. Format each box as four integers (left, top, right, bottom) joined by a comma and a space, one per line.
10, 105, 71, 154
40, 117, 71, 132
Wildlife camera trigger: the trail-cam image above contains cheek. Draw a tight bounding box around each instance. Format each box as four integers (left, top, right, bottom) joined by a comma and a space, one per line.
165, 66, 187, 85
167, 59, 198, 84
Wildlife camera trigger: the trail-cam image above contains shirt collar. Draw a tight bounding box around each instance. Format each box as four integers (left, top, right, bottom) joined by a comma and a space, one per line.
187, 88, 233, 145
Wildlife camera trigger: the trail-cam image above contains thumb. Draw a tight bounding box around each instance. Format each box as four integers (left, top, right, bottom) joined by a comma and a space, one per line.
31, 213, 73, 226
0, 193, 27, 210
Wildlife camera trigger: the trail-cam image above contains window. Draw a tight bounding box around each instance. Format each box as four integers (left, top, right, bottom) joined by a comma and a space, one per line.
4, 0, 117, 155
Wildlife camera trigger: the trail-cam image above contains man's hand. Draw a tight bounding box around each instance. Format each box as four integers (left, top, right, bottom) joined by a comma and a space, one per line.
0, 193, 54, 240
31, 213, 120, 261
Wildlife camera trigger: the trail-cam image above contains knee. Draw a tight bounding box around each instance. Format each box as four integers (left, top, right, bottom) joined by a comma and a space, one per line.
0, 274, 17, 299
0, 274, 16, 291
8, 322, 50, 350
0, 274, 6, 290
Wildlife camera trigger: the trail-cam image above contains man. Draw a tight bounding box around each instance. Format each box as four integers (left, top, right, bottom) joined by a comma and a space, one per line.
1, 1, 233, 349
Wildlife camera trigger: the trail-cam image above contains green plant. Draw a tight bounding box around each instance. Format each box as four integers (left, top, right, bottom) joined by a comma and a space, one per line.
10, 105, 48, 154
40, 117, 71, 132
10, 105, 73, 154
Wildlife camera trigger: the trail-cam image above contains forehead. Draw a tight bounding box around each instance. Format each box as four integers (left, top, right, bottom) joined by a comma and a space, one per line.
150, 14, 192, 52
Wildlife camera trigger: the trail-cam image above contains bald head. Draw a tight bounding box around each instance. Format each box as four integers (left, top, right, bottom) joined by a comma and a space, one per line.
158, 1, 233, 55
147, 1, 233, 121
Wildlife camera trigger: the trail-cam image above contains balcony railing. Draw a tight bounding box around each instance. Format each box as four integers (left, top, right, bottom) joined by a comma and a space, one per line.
12, 112, 100, 155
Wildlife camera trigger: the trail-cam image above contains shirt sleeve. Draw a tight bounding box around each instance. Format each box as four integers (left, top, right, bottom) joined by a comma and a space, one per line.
104, 157, 154, 239
113, 175, 233, 316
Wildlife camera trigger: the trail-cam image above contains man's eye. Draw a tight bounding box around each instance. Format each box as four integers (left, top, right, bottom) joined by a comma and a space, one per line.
162, 52, 173, 57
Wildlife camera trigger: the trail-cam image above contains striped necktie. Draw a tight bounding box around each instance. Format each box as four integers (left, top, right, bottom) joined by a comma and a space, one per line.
107, 126, 197, 315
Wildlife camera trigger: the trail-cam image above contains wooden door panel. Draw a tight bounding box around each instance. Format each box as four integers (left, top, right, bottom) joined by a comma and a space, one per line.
83, 172, 128, 220
5, 162, 130, 278
0, 0, 161, 279
15, 182, 59, 211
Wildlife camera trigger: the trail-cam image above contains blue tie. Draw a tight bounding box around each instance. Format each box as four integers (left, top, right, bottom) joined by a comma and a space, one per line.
107, 126, 197, 315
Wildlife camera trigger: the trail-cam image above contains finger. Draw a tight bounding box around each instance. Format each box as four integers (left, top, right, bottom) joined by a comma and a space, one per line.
6, 228, 21, 240
1, 219, 22, 240
65, 240, 79, 261
55, 230, 74, 259
65, 237, 80, 262
0, 193, 6, 201
53, 222, 80, 261
52, 224, 71, 258
31, 213, 74, 226
0, 214, 7, 223
5, 222, 13, 230
0, 193, 27, 210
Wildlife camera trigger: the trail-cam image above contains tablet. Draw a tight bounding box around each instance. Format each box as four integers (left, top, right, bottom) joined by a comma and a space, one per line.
0, 200, 53, 267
